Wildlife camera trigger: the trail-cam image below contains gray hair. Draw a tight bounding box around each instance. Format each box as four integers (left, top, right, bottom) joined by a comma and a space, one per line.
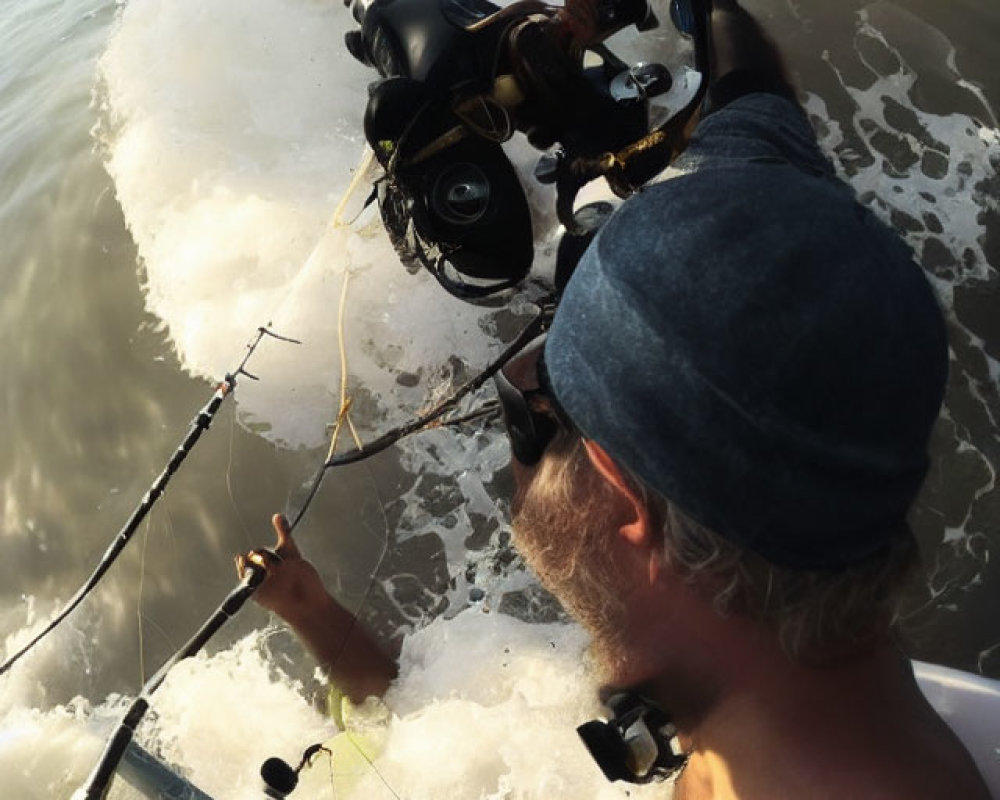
648, 493, 919, 661
534, 428, 920, 661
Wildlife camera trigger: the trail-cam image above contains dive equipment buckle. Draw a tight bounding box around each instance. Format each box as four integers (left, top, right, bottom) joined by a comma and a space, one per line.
577, 692, 688, 784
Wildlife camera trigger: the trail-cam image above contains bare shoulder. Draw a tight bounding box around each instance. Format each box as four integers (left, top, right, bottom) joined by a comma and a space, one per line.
865, 712, 993, 800
789, 713, 992, 800
793, 672, 993, 800
674, 710, 991, 800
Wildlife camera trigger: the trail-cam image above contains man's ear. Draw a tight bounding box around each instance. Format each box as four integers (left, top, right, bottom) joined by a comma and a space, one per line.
583, 440, 656, 548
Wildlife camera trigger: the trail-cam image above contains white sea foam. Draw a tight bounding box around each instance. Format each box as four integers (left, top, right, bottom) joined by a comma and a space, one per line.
95, 0, 552, 450
807, 2, 999, 302
1, 612, 659, 799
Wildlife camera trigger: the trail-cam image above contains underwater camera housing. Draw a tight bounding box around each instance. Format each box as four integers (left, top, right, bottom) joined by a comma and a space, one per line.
344, 0, 710, 300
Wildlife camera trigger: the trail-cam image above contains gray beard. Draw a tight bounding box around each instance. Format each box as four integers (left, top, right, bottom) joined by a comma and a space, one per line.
512, 478, 631, 683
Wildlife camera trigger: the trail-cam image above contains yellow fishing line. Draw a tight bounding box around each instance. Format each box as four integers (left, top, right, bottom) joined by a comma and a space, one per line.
332, 147, 376, 227
337, 269, 363, 452
344, 730, 400, 799
326, 262, 364, 461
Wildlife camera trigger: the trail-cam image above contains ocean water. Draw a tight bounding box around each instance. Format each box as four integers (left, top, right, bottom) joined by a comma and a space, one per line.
0, 0, 998, 797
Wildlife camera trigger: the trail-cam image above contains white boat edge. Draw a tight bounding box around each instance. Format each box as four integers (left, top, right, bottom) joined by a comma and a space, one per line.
914, 660, 1000, 797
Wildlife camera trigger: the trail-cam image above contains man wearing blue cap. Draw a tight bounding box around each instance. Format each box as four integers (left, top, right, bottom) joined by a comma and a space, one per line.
243, 0, 990, 795
494, 0, 990, 795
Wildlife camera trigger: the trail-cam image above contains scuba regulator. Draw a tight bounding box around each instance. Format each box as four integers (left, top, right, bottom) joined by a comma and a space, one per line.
343, 0, 712, 300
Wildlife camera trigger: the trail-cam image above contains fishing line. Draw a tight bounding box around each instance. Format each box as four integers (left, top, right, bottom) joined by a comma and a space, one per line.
327, 747, 338, 800
135, 613, 178, 661
137, 517, 152, 687
0, 325, 299, 678
287, 307, 551, 534
162, 500, 180, 573
333, 146, 378, 227
78, 562, 268, 800
344, 730, 402, 800
225, 398, 255, 547
333, 266, 364, 454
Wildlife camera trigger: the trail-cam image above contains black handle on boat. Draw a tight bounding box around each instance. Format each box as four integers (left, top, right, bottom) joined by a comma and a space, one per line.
77, 563, 266, 800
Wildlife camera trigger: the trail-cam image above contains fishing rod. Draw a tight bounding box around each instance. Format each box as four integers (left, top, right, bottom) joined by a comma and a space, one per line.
76, 559, 267, 800
77, 310, 550, 799
287, 305, 552, 531
0, 325, 299, 678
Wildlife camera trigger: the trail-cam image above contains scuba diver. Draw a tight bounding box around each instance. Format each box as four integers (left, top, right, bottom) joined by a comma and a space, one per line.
238, 0, 992, 796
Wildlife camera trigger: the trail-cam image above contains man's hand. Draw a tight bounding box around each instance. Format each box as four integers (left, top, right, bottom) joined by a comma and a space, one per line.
236, 513, 398, 703
236, 514, 328, 625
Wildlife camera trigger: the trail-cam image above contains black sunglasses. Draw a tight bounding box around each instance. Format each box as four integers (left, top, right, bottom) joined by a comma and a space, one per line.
493, 336, 572, 465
